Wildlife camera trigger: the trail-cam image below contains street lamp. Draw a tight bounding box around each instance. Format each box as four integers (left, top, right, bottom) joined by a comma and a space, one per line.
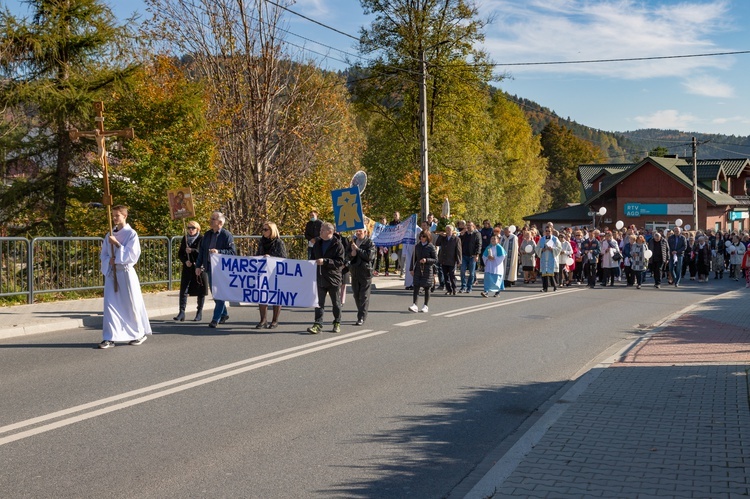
419, 50, 429, 223
419, 41, 450, 223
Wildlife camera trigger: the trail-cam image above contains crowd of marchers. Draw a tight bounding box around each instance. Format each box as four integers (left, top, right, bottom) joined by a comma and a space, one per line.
95, 205, 750, 349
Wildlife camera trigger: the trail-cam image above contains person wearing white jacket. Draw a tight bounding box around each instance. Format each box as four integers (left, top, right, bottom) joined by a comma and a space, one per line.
727, 235, 746, 281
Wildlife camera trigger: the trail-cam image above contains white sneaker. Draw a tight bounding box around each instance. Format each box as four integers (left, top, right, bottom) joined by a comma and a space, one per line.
421, 305, 429, 313
408, 303, 418, 313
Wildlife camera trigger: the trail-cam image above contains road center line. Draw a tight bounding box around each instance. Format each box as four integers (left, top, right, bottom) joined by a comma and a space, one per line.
432, 289, 582, 317
0, 329, 390, 447
443, 289, 584, 318
0, 328, 379, 437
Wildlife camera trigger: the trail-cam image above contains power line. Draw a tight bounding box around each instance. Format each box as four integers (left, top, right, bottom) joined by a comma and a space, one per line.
489, 50, 750, 67
265, 0, 359, 41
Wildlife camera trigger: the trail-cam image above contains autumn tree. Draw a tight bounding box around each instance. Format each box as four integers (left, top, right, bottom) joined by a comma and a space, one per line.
61, 56, 221, 236
353, 0, 494, 221
0, 0, 137, 235
482, 93, 548, 224
541, 121, 605, 210
144, 0, 362, 234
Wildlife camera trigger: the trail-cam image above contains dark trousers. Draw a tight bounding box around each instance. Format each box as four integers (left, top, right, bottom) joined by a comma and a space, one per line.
603, 267, 616, 286
315, 285, 341, 324
442, 264, 457, 293
542, 275, 556, 291
651, 261, 663, 285
412, 285, 431, 306
584, 261, 597, 287
351, 274, 372, 321
624, 265, 634, 286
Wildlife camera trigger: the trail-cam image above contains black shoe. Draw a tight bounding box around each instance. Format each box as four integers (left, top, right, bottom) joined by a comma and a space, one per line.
219, 315, 229, 324
194, 311, 202, 322
405, 286, 414, 290
355, 318, 364, 326
255, 322, 267, 329
173, 311, 185, 321
208, 321, 218, 328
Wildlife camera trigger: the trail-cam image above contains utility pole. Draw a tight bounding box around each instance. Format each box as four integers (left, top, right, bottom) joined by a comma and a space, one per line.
419, 50, 429, 223
692, 137, 698, 230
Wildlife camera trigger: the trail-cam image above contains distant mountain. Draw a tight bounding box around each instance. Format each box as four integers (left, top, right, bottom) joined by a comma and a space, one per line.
504, 93, 750, 162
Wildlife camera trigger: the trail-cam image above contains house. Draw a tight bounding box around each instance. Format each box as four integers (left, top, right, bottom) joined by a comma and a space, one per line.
524, 156, 750, 232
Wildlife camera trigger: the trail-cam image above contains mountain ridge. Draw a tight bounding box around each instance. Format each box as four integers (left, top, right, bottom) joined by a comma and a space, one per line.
504, 93, 750, 162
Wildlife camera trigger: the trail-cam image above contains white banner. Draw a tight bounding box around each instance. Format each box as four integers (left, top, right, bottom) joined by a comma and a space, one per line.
210, 254, 318, 307
371, 213, 418, 247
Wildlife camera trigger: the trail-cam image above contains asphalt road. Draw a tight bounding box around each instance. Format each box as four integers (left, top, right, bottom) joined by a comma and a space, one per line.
0, 277, 732, 498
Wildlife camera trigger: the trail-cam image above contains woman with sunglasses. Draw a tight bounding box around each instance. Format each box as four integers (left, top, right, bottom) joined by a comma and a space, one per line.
256, 221, 287, 329
175, 221, 208, 321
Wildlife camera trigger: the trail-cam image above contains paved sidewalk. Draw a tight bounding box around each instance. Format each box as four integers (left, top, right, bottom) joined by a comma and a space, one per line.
0, 274, 406, 340
466, 289, 750, 498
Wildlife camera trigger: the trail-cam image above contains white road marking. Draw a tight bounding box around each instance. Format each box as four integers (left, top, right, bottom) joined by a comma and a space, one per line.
0, 329, 384, 442
435, 289, 584, 318
393, 320, 428, 327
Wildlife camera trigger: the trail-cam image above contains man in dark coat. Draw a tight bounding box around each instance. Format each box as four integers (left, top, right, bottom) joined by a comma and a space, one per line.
308, 222, 345, 334
579, 230, 601, 288
195, 211, 236, 328
649, 231, 669, 288
668, 226, 688, 287
304, 209, 323, 259
459, 221, 482, 293
347, 227, 376, 325
436, 225, 462, 295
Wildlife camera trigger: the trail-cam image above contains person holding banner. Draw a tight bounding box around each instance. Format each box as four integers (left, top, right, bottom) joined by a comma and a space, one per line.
308, 222, 345, 334
175, 221, 208, 322
99, 205, 152, 349
256, 221, 287, 329
196, 211, 236, 328
347, 227, 376, 325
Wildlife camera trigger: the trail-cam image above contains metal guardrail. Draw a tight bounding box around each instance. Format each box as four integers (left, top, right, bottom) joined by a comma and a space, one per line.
1, 234, 306, 304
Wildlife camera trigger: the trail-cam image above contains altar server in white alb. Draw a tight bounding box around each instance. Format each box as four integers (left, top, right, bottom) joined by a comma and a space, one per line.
99, 205, 151, 349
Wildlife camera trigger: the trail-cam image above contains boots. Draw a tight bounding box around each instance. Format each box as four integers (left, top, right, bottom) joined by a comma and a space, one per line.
175, 289, 188, 321
194, 294, 205, 322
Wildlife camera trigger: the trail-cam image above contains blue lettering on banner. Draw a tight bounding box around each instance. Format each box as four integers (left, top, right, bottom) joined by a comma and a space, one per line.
212, 254, 316, 307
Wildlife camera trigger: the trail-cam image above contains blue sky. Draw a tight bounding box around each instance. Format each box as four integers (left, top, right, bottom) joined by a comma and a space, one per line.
6, 0, 750, 136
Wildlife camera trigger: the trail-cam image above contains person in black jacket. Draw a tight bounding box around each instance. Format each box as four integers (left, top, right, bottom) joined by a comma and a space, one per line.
256, 221, 287, 329
347, 227, 376, 325
304, 210, 323, 259
409, 231, 438, 313
174, 221, 208, 322
308, 222, 345, 334
648, 231, 669, 288
459, 221, 481, 293
668, 226, 688, 287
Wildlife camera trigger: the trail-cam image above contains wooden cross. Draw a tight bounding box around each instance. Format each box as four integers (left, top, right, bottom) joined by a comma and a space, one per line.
69, 102, 135, 291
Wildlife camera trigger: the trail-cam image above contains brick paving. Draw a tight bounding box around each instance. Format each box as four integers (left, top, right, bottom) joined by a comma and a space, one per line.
477, 290, 750, 498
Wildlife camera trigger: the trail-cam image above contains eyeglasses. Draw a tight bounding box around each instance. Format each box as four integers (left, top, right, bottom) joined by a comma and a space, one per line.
262, 227, 270, 231
187, 226, 198, 230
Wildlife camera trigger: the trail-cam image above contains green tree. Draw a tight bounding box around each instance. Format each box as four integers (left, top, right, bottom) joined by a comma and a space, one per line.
0, 0, 137, 235
353, 0, 494, 221
64, 56, 221, 237
540, 121, 605, 210
649, 146, 670, 157
483, 93, 547, 224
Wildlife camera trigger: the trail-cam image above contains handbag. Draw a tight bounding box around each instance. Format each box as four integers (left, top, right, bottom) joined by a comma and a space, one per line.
612, 251, 622, 262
